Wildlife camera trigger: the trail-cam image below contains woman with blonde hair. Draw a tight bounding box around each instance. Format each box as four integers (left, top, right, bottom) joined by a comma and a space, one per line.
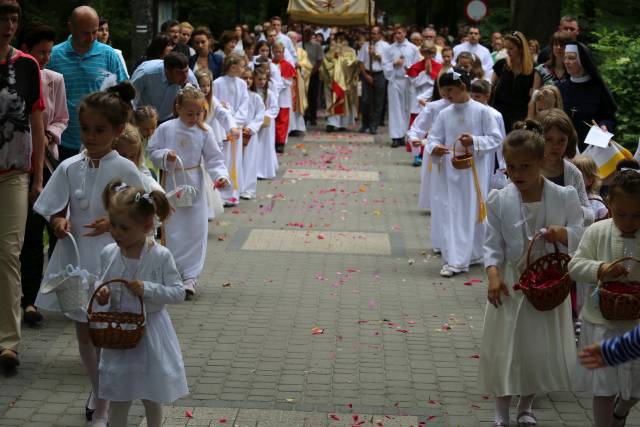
490, 31, 534, 132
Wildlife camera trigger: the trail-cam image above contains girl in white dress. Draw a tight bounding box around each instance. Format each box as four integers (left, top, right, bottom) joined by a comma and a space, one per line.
424, 68, 503, 276
95, 180, 188, 427
213, 53, 249, 206
33, 83, 144, 427
240, 68, 266, 200
147, 86, 230, 298
480, 121, 584, 427
112, 123, 163, 193
255, 66, 280, 179
569, 164, 640, 427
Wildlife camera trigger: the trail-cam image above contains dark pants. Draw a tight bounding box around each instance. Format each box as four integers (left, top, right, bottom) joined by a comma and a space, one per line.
305, 71, 320, 124
361, 71, 387, 130
20, 170, 56, 308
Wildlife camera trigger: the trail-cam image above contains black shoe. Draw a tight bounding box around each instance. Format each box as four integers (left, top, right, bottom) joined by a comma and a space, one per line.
391, 139, 402, 148
23, 307, 43, 326
326, 125, 335, 133
0, 350, 19, 373
358, 126, 368, 133
368, 127, 377, 135
275, 144, 285, 153
289, 130, 303, 137
337, 127, 347, 132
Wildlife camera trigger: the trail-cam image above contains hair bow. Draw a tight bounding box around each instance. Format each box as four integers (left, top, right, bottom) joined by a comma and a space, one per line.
115, 182, 129, 192
448, 68, 461, 80
621, 168, 640, 175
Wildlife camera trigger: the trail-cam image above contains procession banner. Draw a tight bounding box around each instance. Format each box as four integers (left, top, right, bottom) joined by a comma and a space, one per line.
287, 0, 375, 26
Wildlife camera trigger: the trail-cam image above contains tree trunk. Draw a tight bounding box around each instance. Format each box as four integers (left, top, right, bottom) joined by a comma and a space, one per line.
131, 0, 154, 69
510, 0, 561, 44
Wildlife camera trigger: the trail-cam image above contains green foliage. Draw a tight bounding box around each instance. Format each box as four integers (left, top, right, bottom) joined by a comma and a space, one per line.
590, 29, 640, 149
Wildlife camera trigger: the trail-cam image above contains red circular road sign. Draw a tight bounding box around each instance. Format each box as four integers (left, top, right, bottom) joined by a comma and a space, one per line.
464, 0, 488, 23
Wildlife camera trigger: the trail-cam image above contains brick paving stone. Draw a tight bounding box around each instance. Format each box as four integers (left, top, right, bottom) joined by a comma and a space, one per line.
4, 126, 640, 426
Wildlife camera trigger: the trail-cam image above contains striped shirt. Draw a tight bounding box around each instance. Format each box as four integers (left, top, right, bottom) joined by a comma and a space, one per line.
601, 326, 640, 366
47, 37, 127, 150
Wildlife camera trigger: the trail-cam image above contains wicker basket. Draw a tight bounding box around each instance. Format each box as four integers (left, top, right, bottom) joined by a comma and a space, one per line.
88, 279, 145, 349
451, 140, 473, 170
514, 232, 573, 311
598, 257, 640, 321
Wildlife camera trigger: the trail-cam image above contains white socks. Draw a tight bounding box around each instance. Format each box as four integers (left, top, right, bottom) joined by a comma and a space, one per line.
517, 394, 536, 424
109, 400, 162, 427
142, 400, 163, 427
75, 322, 108, 424
495, 395, 512, 425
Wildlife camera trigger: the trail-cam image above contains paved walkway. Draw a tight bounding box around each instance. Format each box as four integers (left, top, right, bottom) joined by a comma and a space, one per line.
1, 126, 639, 426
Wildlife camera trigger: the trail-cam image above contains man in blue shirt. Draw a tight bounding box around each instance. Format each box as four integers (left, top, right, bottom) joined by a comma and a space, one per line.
130, 52, 199, 123
47, 6, 127, 159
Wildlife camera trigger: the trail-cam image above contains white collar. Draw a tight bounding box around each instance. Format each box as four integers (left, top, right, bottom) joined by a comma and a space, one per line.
570, 74, 591, 83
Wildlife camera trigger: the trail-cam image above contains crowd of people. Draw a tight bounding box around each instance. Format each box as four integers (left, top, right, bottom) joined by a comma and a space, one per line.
1, 0, 640, 426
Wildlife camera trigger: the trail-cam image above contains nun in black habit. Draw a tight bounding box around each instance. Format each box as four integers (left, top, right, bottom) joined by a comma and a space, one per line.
557, 42, 617, 152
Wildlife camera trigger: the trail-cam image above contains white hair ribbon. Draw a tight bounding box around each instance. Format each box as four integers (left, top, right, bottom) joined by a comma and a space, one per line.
448, 68, 461, 80
621, 168, 640, 175
141, 193, 154, 204
115, 183, 128, 192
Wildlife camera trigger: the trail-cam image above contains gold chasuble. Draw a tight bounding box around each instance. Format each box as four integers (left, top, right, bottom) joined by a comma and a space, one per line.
320, 41, 359, 117
294, 47, 313, 116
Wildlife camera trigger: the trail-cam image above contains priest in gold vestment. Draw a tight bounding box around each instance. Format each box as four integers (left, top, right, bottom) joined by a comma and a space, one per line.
320, 32, 359, 132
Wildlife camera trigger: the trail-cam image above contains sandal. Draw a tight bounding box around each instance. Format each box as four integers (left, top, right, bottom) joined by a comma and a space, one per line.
85, 391, 95, 421
0, 349, 19, 372
493, 423, 508, 427
517, 411, 537, 426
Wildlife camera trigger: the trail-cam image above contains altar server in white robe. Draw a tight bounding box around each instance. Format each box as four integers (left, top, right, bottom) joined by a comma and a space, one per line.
382, 25, 421, 148
479, 124, 583, 427
240, 69, 266, 200
96, 182, 188, 426
424, 68, 503, 277
147, 86, 230, 297
33, 84, 144, 426
256, 74, 280, 179
212, 53, 250, 205
406, 95, 450, 210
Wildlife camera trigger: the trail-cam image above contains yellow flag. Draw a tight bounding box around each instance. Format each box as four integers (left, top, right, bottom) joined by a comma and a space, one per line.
583, 143, 626, 179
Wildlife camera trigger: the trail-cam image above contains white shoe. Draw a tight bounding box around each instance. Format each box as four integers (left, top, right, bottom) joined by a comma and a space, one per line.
240, 192, 254, 200
440, 264, 455, 277
440, 264, 465, 277
183, 278, 196, 298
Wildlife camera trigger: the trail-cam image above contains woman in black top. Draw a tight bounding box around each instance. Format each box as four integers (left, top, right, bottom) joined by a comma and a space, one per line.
491, 31, 534, 132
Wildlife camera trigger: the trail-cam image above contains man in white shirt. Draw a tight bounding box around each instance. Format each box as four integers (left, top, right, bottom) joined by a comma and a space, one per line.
358, 25, 389, 135
271, 16, 297, 65
453, 27, 493, 80
382, 25, 421, 147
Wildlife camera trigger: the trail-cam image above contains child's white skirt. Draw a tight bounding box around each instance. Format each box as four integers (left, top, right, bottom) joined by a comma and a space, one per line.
98, 308, 188, 403
575, 320, 640, 399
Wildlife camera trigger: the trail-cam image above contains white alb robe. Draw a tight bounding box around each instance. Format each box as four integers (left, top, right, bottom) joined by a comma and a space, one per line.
213, 76, 250, 202
96, 242, 188, 403
479, 180, 582, 396
408, 63, 438, 115
257, 89, 280, 179
147, 119, 229, 281
33, 151, 143, 320
425, 99, 503, 268
382, 40, 421, 139
242, 91, 266, 196
406, 99, 450, 210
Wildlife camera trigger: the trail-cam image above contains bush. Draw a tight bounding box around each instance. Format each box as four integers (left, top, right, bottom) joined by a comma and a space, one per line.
590, 29, 640, 150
